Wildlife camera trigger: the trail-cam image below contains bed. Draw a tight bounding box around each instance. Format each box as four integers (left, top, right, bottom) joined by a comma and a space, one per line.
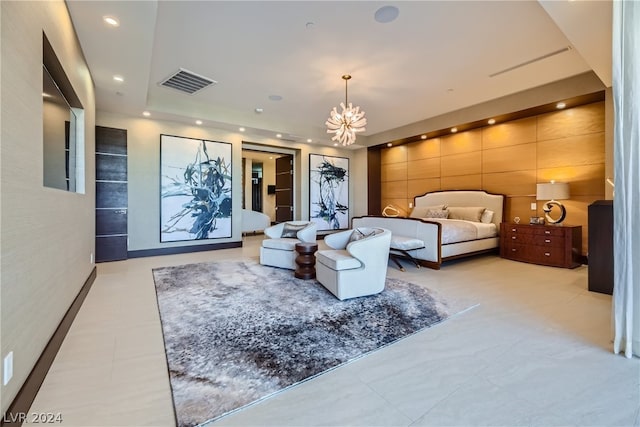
352, 190, 505, 269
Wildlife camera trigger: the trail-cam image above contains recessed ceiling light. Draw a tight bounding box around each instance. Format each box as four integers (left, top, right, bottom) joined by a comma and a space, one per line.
142, 111, 150, 117
488, 118, 496, 125
255, 107, 264, 113
374, 6, 399, 23
269, 95, 283, 101
113, 75, 124, 82
276, 133, 282, 138
387, 143, 393, 147
195, 120, 203, 125
451, 127, 458, 133
420, 135, 427, 140
307, 139, 312, 143
103, 16, 120, 27
239, 127, 245, 132
556, 102, 566, 109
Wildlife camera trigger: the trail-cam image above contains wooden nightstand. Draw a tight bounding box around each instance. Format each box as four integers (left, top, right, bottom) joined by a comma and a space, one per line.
500, 223, 582, 268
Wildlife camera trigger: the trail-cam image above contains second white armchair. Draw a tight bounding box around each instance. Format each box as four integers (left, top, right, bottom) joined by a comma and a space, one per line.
316, 227, 392, 300
259, 221, 317, 270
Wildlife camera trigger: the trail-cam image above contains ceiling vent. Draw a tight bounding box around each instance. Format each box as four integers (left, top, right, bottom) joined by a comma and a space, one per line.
159, 68, 217, 94
489, 46, 572, 78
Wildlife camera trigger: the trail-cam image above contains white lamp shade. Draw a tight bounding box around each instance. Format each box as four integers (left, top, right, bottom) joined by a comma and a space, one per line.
536, 182, 570, 200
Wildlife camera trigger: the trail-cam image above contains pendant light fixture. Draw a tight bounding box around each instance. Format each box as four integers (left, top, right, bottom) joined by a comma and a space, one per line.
325, 74, 367, 146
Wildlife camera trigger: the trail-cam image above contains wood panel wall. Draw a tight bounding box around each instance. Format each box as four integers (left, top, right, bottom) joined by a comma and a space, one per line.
380, 102, 605, 255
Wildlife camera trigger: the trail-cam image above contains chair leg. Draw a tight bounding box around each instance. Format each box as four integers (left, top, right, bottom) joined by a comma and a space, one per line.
389, 254, 405, 271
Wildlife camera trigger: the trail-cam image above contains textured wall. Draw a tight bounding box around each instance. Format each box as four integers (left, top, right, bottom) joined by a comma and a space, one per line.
381, 102, 605, 254
0, 1, 96, 412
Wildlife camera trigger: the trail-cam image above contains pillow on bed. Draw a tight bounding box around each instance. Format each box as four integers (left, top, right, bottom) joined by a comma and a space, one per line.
424, 208, 449, 219
409, 204, 446, 218
447, 206, 486, 222
480, 209, 495, 224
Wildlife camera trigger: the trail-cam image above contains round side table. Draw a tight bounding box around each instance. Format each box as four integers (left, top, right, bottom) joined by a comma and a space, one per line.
294, 242, 318, 280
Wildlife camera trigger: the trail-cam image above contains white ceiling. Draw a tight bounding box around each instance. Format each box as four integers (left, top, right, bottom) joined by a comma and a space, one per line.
65, 1, 612, 148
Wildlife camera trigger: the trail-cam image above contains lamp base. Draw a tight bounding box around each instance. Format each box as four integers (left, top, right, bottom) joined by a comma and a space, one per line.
543, 200, 566, 224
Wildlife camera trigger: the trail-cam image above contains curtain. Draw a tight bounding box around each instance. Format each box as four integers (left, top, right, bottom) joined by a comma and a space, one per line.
612, 0, 640, 359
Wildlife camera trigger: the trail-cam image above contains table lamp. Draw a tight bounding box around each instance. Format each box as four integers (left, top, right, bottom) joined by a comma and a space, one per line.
536, 180, 570, 225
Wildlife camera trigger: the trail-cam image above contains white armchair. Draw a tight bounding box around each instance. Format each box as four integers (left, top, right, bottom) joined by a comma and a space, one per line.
259, 221, 317, 270
316, 227, 392, 300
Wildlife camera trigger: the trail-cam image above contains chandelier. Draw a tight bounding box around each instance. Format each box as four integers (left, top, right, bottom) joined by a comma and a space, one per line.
325, 74, 367, 146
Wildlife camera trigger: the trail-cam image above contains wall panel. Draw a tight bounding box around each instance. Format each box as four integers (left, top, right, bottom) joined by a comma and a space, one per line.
482, 117, 537, 150
408, 178, 441, 197
381, 162, 408, 182
441, 174, 482, 190
407, 138, 440, 160
482, 143, 537, 173
381, 145, 407, 164
381, 180, 407, 200
537, 132, 605, 169
537, 102, 605, 140
378, 101, 606, 255
440, 129, 482, 156
408, 158, 440, 180
441, 152, 482, 176
483, 171, 536, 196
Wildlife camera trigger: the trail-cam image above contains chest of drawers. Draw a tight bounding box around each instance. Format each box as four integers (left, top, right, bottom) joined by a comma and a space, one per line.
500, 223, 582, 268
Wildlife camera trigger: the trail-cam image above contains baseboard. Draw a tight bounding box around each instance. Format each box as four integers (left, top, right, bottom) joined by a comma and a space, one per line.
127, 241, 242, 258
1, 267, 97, 427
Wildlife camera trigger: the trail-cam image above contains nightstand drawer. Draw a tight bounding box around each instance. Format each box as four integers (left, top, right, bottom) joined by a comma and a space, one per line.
507, 233, 565, 247
503, 243, 567, 266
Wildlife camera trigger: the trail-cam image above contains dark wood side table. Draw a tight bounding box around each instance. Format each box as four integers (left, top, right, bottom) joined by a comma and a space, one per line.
295, 242, 318, 279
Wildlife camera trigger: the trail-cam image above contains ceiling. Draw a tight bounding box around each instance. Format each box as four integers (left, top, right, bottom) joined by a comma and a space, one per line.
65, 1, 612, 149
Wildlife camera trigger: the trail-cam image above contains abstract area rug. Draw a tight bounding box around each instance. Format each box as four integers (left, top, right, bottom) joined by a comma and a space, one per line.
152, 260, 472, 427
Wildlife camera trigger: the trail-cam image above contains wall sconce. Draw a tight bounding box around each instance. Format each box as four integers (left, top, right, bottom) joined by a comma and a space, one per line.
536, 180, 570, 225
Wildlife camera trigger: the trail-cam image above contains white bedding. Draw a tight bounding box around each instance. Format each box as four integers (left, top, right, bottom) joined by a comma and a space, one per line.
422, 218, 497, 244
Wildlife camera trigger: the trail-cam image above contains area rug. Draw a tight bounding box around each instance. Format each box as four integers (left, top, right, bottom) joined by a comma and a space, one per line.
152, 260, 472, 427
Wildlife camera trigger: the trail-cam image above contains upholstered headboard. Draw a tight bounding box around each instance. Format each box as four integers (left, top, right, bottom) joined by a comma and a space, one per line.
414, 190, 505, 229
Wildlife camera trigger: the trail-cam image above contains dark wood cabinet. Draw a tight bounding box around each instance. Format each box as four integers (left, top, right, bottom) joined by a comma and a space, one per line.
500, 223, 582, 268
588, 200, 613, 294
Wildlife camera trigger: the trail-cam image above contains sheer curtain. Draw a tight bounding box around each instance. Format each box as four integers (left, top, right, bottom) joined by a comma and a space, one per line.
612, 0, 640, 359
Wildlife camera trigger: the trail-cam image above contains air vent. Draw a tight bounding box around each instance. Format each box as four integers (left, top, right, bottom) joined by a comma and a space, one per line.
489, 46, 572, 78
159, 68, 217, 94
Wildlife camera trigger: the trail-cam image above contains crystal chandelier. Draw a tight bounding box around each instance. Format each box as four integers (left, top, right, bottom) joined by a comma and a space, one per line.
325, 74, 367, 146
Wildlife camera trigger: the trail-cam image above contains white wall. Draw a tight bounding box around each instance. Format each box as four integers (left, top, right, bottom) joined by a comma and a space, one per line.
0, 0, 96, 412
96, 111, 367, 251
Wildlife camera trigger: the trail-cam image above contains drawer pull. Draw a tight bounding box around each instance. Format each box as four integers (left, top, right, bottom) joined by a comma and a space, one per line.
545, 230, 551, 235
511, 248, 517, 252
512, 236, 517, 240
545, 239, 551, 243
511, 228, 516, 232
545, 252, 551, 257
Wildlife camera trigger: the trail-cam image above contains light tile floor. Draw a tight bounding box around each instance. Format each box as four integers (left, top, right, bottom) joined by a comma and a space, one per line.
27, 236, 640, 426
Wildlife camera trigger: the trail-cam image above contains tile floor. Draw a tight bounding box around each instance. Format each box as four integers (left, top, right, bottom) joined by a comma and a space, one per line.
26, 236, 640, 426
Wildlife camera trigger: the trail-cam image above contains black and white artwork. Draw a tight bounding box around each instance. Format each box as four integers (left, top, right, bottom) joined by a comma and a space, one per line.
309, 154, 349, 230
160, 135, 232, 242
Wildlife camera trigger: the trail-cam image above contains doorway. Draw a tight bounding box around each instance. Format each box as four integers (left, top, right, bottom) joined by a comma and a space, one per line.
242, 145, 297, 225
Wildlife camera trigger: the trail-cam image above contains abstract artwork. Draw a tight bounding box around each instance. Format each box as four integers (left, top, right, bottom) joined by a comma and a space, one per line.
160, 135, 232, 242
309, 154, 349, 230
